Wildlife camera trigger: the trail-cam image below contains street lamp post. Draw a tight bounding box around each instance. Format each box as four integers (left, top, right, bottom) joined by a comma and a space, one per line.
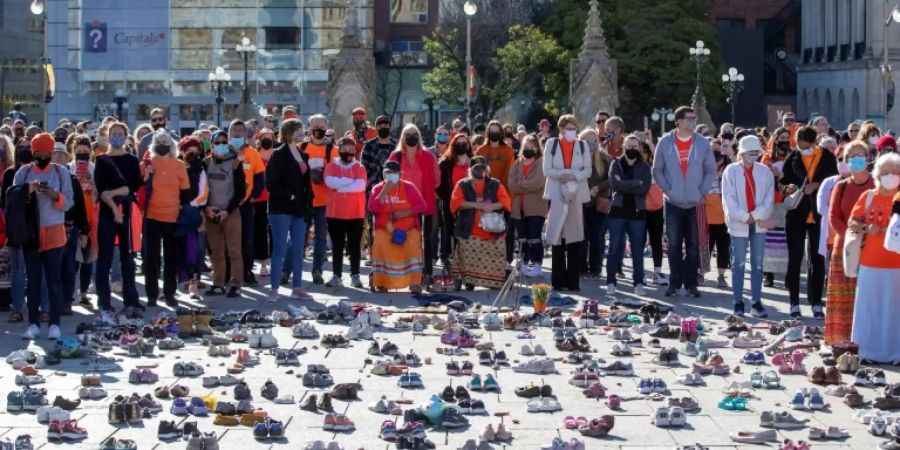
463, 1, 477, 128
688, 40, 711, 121
881, 3, 900, 129
722, 67, 745, 125
651, 108, 675, 138
208, 66, 231, 128
234, 36, 257, 107
110, 89, 128, 122
30, 0, 48, 127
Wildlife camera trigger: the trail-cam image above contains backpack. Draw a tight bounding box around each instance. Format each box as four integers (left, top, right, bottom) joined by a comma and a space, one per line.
4, 183, 38, 247
549, 138, 586, 159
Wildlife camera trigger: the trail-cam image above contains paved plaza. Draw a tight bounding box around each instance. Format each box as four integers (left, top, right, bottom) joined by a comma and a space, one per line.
0, 255, 897, 450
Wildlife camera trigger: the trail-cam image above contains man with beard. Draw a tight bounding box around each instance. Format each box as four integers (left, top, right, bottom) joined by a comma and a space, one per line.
346, 108, 377, 159
138, 108, 180, 159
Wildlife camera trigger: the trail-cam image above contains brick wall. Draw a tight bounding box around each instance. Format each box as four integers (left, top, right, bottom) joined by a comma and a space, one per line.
708, 0, 794, 28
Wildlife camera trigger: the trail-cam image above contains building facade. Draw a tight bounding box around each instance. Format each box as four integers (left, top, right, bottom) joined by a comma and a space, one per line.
44, 0, 376, 134
0, 0, 47, 125
797, 0, 900, 132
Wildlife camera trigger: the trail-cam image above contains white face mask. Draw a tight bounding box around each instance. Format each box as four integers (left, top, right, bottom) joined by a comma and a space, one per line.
868, 136, 879, 145
799, 147, 814, 156
881, 173, 900, 190
742, 153, 759, 164
563, 130, 577, 142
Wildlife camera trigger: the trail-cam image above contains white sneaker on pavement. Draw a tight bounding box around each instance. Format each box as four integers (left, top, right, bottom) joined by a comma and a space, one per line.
634, 284, 647, 296
325, 276, 343, 287
24, 324, 39, 340
47, 325, 61, 340
606, 284, 616, 296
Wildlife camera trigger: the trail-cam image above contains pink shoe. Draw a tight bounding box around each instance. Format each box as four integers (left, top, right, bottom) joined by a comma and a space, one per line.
771, 353, 786, 367
564, 415, 576, 429
791, 350, 806, 374
457, 335, 477, 348
606, 394, 621, 410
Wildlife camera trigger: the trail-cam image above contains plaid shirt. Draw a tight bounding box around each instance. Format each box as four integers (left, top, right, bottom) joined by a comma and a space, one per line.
361, 136, 397, 193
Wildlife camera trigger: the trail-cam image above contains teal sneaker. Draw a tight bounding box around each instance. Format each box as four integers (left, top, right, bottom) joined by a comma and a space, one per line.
6, 391, 24, 411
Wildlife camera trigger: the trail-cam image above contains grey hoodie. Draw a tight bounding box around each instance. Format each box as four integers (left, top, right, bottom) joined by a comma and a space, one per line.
651, 130, 716, 209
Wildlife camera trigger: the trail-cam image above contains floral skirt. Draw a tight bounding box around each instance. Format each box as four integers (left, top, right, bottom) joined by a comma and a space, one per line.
452, 237, 506, 289
370, 229, 423, 290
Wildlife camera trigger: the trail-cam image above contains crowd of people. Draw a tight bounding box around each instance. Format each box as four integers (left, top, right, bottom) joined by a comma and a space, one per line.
1, 104, 898, 364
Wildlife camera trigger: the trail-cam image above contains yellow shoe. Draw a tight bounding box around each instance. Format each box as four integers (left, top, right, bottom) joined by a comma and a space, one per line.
202, 395, 217, 411
213, 414, 239, 426
239, 412, 266, 427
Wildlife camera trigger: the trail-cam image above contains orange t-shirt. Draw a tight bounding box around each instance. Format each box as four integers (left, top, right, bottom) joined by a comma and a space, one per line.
851, 190, 900, 269
801, 148, 823, 223
240, 146, 266, 204
449, 180, 512, 240
306, 143, 330, 207
704, 194, 725, 225
675, 135, 692, 176
378, 182, 417, 231
144, 157, 189, 223
560, 140, 574, 169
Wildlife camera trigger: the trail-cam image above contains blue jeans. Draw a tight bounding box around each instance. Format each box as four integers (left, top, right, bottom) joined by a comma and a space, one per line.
61, 228, 80, 306
665, 203, 699, 290
583, 207, 608, 275
10, 247, 47, 312
24, 246, 63, 326
96, 207, 140, 309
512, 216, 545, 264
311, 206, 327, 273
270, 214, 307, 290
730, 224, 766, 307
606, 217, 646, 286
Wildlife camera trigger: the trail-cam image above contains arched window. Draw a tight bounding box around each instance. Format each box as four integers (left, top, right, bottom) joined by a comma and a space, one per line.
837, 89, 846, 126
851, 88, 860, 121
824, 89, 833, 120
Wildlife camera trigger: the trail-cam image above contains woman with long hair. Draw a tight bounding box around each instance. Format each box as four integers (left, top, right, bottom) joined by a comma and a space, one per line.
323, 137, 367, 288
436, 133, 473, 265
507, 134, 547, 277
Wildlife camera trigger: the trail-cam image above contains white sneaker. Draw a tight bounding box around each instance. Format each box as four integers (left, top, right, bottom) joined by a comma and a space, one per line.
267, 289, 279, 303
652, 272, 669, 286
350, 275, 363, 288
606, 284, 616, 296
634, 284, 647, 296
111, 281, 123, 294
47, 325, 61, 340
325, 276, 343, 287
24, 324, 39, 340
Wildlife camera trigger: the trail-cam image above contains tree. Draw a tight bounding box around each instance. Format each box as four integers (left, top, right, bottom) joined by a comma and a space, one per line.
536, 0, 724, 127
492, 25, 572, 116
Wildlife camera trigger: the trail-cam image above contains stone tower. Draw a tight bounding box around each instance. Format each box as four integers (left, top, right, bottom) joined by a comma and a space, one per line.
326, 0, 375, 135
570, 0, 618, 127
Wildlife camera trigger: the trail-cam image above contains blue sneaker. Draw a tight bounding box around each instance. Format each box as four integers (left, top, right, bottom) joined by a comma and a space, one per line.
23, 390, 45, 411
652, 378, 667, 393
253, 420, 268, 439
553, 329, 564, 342
790, 389, 806, 409
422, 395, 444, 424
483, 374, 499, 392
7, 391, 24, 411
468, 374, 482, 391
638, 378, 652, 394
808, 389, 824, 410
267, 419, 284, 438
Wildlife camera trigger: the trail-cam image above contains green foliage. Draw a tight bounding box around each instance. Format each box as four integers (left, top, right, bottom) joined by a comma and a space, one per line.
491, 25, 572, 116
422, 29, 465, 107
536, 0, 723, 124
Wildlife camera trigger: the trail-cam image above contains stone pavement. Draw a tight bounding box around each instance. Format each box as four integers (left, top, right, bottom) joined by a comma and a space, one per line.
0, 257, 897, 450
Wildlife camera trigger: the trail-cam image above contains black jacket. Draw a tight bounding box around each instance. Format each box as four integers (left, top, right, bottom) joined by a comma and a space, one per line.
265, 143, 313, 218
65, 173, 89, 235
778, 148, 839, 223
437, 158, 457, 203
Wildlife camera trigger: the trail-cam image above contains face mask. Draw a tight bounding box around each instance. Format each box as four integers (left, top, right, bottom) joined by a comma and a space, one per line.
151, 121, 165, 131
34, 155, 51, 169
471, 167, 486, 179
75, 153, 90, 161
353, 119, 365, 128
404, 135, 419, 147
776, 142, 790, 152
585, 140, 599, 152
564, 130, 577, 141
214, 144, 229, 156
377, 128, 391, 139
742, 153, 759, 164
847, 156, 867, 173
837, 161, 851, 177
488, 132, 501, 143
259, 138, 274, 150
721, 133, 734, 141
453, 144, 469, 155
713, 151, 724, 161
868, 136, 878, 145
436, 134, 450, 144
881, 173, 900, 190
184, 153, 199, 164
230, 137, 245, 149
16, 148, 33, 164
522, 149, 536, 159
799, 147, 813, 156
683, 119, 697, 131
155, 145, 171, 156
625, 149, 641, 160
109, 135, 126, 148
339, 153, 354, 163
311, 129, 325, 140
384, 173, 400, 184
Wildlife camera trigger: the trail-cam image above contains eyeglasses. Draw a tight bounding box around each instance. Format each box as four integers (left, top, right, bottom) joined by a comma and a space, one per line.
150, 118, 165, 124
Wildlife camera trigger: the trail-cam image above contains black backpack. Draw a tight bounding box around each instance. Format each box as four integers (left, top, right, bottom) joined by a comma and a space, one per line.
4, 183, 38, 247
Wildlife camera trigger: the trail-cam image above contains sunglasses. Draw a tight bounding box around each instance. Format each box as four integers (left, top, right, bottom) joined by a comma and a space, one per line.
150, 118, 165, 123
784, 118, 796, 123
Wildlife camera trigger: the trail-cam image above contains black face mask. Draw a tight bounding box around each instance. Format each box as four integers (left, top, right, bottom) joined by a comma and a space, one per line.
16, 148, 33, 164
404, 135, 420, 147
453, 144, 469, 155
522, 149, 537, 159
34, 156, 51, 169
339, 153, 354, 163
488, 132, 501, 143
155, 145, 171, 156
75, 153, 90, 161
311, 129, 325, 140
625, 149, 641, 160
259, 138, 274, 150
353, 119, 365, 129
377, 128, 391, 139
471, 167, 486, 179
183, 153, 199, 164
714, 151, 724, 161
776, 142, 790, 153
151, 122, 165, 131
721, 133, 734, 141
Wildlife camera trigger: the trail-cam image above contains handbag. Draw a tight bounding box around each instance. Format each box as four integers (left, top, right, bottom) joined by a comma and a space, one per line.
479, 211, 506, 234
783, 177, 806, 210
595, 196, 611, 214
842, 190, 875, 278
885, 212, 900, 254
391, 228, 407, 245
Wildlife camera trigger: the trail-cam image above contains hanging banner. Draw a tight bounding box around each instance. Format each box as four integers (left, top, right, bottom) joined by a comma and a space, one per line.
82, 0, 169, 70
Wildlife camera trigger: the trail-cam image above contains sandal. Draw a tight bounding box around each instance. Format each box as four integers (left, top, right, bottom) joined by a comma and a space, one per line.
204, 286, 226, 297
8, 311, 23, 323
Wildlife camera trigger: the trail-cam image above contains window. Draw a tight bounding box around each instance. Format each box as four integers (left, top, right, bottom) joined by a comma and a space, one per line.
390, 40, 426, 66
390, 0, 427, 24
715, 19, 745, 31
265, 27, 300, 49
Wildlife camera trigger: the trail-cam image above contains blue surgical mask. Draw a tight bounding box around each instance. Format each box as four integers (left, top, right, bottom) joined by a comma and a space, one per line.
799, 147, 813, 156
436, 134, 450, 144
385, 173, 400, 184
109, 135, 126, 148
214, 144, 229, 156
847, 156, 868, 173
230, 137, 245, 149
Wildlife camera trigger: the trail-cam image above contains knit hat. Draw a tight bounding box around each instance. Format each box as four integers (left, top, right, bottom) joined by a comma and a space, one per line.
876, 134, 897, 152
179, 136, 202, 152
737, 135, 763, 154
31, 132, 56, 153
